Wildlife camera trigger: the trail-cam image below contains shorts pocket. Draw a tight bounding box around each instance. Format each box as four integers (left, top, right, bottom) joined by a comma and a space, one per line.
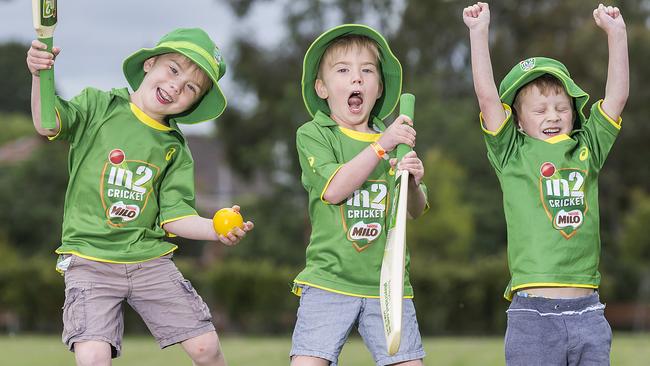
171, 275, 212, 322
62, 282, 91, 341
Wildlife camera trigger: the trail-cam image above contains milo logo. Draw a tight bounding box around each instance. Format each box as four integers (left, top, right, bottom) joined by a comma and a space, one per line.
348, 221, 382, 243
555, 209, 583, 229
539, 162, 588, 238
108, 201, 141, 222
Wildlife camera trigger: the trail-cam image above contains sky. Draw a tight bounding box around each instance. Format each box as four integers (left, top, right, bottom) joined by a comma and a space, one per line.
0, 0, 286, 134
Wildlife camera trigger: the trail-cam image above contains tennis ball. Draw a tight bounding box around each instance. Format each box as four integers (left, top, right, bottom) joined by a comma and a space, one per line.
212, 208, 244, 236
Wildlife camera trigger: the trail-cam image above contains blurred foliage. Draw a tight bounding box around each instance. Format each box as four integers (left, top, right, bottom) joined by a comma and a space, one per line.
0, 113, 36, 145
0, 42, 32, 115
0, 139, 68, 256
0, 0, 649, 334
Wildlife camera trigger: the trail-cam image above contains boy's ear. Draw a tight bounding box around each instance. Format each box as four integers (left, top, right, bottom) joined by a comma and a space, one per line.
143, 56, 157, 72
376, 82, 383, 100
315, 78, 328, 100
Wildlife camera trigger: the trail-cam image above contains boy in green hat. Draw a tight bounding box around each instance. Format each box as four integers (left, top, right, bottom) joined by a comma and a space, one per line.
27, 28, 253, 365
290, 24, 429, 366
463, 2, 628, 364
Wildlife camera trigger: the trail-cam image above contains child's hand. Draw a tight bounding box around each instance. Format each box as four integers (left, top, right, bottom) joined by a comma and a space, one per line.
26, 39, 60, 76
593, 4, 626, 33
463, 2, 490, 31
217, 205, 254, 246
390, 151, 424, 186
377, 114, 416, 152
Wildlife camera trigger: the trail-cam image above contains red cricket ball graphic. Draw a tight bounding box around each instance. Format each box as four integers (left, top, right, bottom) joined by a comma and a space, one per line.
109, 149, 125, 165
540, 162, 556, 178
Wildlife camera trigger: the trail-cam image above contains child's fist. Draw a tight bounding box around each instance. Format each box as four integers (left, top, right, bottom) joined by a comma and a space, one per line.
26, 39, 60, 76
463, 2, 490, 30
593, 4, 626, 33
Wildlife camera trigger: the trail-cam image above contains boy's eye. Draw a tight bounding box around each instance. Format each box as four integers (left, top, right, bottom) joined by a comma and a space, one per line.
362, 68, 375, 73
337, 67, 349, 73
187, 85, 197, 93
169, 66, 178, 74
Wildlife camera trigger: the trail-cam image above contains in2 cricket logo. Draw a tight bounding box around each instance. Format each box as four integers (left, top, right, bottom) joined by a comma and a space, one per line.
343, 181, 389, 252
102, 149, 160, 225
539, 162, 588, 239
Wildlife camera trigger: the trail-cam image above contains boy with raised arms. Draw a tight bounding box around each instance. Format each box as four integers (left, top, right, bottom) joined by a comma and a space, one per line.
463, 2, 628, 364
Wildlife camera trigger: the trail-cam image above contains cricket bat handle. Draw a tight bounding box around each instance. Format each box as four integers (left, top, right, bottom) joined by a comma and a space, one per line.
396, 93, 415, 161
38, 36, 56, 129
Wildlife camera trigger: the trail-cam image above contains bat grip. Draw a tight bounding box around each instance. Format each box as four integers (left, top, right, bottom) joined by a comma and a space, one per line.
39, 36, 56, 129
396, 93, 415, 161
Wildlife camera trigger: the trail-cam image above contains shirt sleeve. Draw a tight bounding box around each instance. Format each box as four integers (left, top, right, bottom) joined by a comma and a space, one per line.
51, 87, 100, 144
296, 123, 343, 203
580, 100, 622, 169
158, 145, 198, 225
481, 104, 518, 174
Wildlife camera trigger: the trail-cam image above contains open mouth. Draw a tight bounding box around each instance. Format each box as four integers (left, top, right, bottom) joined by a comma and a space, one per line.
543, 127, 561, 136
156, 88, 173, 104
348, 91, 363, 113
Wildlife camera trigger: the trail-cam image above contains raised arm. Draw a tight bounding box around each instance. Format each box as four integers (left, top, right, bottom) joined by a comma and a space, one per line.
593, 4, 629, 121
26, 39, 61, 137
463, 2, 506, 131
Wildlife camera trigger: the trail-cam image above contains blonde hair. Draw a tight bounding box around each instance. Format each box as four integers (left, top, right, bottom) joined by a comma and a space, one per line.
513, 74, 568, 114
317, 35, 381, 80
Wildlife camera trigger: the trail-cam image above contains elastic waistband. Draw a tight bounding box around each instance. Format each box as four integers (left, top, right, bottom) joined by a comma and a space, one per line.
508, 292, 603, 316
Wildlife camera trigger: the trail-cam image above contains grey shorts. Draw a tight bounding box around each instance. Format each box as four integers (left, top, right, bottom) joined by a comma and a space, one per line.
290, 285, 425, 366
61, 254, 215, 358
505, 292, 612, 366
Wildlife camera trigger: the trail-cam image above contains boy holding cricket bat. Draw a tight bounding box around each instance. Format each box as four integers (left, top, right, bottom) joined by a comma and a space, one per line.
27, 28, 253, 365
290, 24, 429, 366
463, 2, 628, 364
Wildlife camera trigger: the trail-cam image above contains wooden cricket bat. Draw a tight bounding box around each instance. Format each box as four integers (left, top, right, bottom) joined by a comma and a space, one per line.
32, 0, 57, 129
380, 93, 415, 355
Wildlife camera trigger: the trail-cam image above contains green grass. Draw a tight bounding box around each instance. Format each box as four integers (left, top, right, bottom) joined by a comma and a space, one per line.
0, 332, 647, 365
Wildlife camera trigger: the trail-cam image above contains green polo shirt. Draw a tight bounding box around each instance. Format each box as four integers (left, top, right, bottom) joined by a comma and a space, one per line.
293, 111, 428, 298
51, 87, 198, 263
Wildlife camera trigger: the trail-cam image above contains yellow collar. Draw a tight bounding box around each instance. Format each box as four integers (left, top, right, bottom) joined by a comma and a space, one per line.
129, 103, 172, 131
338, 126, 381, 142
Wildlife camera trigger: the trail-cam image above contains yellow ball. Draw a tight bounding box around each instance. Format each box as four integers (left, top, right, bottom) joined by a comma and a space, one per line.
212, 208, 244, 236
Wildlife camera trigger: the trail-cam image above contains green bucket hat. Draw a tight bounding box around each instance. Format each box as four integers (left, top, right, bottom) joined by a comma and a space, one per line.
499, 57, 590, 128
302, 24, 402, 120
123, 28, 227, 124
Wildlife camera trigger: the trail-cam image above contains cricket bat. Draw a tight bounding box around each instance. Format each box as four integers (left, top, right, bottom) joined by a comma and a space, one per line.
32, 0, 58, 129
380, 93, 415, 355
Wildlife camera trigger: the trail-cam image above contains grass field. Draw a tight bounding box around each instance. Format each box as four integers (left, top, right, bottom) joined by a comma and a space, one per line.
1, 332, 648, 365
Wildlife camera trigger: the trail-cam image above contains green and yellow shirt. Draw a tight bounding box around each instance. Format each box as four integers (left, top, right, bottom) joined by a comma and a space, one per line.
482, 101, 621, 300
294, 111, 427, 298
52, 87, 198, 263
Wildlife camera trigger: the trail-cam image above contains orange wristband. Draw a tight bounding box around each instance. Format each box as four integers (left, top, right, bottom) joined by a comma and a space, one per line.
370, 142, 387, 160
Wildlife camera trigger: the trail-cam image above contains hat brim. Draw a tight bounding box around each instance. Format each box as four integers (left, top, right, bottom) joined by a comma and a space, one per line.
302, 24, 402, 120
123, 46, 226, 124
499, 60, 590, 127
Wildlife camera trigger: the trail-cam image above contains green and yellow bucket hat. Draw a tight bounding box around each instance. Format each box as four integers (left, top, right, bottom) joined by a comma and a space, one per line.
499, 57, 590, 128
302, 24, 402, 120
123, 28, 227, 124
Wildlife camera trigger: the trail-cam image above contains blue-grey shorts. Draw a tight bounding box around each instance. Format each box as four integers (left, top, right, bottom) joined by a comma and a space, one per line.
290, 285, 425, 366
505, 291, 612, 366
